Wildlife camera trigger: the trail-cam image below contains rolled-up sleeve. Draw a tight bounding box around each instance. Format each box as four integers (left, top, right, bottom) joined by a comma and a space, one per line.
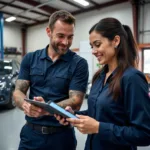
97, 72, 150, 146
69, 58, 89, 93
18, 53, 31, 80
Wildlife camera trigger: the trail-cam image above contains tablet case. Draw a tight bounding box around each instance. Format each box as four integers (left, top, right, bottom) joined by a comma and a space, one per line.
24, 98, 78, 119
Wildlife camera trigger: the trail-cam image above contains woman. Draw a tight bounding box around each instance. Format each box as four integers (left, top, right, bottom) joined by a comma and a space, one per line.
55, 18, 150, 150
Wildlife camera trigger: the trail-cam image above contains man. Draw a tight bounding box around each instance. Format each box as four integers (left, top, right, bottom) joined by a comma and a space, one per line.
13, 10, 89, 150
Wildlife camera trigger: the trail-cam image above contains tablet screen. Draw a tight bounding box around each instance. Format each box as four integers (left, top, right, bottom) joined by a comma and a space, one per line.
50, 102, 78, 119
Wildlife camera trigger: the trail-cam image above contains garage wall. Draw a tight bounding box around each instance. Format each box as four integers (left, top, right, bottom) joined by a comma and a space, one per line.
2, 1, 145, 72
4, 23, 22, 51
26, 23, 48, 52
3, 23, 22, 61
3, 2, 150, 52
26, 2, 133, 52
72, 2, 133, 48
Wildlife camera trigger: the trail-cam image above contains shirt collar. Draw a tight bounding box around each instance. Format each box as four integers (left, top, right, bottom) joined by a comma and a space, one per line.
40, 45, 74, 62
40, 45, 48, 59
59, 50, 74, 62
101, 65, 118, 78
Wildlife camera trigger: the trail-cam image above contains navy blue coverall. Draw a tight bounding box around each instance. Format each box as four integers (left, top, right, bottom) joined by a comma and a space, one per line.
18, 45, 89, 150
77, 66, 150, 150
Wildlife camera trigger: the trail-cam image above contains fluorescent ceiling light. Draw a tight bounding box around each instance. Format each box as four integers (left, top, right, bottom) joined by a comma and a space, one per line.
5, 16, 16, 22
4, 66, 12, 69
4, 60, 10, 63
73, 0, 89, 6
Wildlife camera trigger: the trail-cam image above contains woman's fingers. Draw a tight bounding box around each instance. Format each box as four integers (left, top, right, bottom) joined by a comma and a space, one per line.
54, 114, 69, 126
54, 114, 61, 120
65, 106, 74, 114
66, 118, 82, 128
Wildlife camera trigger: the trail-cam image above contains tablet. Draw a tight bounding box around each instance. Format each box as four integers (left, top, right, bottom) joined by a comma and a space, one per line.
24, 98, 78, 119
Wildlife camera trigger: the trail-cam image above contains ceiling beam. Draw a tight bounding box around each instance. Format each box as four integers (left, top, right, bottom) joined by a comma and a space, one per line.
27, 19, 49, 27
0, 10, 39, 22
16, 0, 58, 14
0, 0, 16, 9
87, 0, 99, 6
72, 0, 129, 15
61, 0, 84, 9
0, 1, 49, 17
20, 0, 129, 27
130, 0, 150, 5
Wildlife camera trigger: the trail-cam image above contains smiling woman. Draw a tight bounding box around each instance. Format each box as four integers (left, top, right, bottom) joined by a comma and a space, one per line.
56, 17, 150, 150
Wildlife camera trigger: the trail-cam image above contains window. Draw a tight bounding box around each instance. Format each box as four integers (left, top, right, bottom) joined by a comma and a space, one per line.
143, 49, 150, 73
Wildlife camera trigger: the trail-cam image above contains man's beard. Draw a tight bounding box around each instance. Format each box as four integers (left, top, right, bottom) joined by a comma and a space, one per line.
51, 42, 68, 55
51, 42, 59, 53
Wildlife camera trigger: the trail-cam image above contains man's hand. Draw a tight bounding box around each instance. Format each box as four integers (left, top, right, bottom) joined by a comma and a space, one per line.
22, 96, 50, 117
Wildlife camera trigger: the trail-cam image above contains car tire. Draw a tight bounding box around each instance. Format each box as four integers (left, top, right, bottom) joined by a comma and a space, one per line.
85, 94, 88, 99
6, 87, 16, 109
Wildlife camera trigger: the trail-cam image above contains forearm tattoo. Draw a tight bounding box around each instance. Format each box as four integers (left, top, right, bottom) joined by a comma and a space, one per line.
15, 80, 30, 95
69, 90, 83, 99
58, 90, 84, 110
14, 80, 30, 109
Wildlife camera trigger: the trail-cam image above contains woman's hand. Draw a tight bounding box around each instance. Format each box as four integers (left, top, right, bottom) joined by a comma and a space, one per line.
66, 115, 100, 134
54, 106, 74, 126
54, 114, 69, 126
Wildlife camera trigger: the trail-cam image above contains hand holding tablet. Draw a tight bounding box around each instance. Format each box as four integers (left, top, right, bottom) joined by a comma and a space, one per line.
24, 98, 78, 119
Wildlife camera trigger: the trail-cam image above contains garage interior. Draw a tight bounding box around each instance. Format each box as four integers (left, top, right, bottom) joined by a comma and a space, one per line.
0, 0, 150, 150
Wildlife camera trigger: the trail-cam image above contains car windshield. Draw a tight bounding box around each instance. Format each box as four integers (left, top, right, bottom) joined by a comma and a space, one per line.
0, 60, 12, 75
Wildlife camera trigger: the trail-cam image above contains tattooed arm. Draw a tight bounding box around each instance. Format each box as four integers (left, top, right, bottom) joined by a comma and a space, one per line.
13, 80, 50, 117
57, 90, 85, 111
13, 79, 30, 110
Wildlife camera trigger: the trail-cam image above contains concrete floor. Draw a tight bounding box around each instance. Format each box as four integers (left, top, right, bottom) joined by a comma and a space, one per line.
0, 99, 149, 150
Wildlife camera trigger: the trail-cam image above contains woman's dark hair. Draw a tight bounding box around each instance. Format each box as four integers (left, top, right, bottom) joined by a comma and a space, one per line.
90, 18, 139, 100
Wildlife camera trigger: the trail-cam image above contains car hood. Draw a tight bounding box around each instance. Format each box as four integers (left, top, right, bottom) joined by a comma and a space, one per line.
0, 74, 13, 82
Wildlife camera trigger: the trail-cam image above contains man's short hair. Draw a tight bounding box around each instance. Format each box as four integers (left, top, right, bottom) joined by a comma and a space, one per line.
48, 10, 75, 30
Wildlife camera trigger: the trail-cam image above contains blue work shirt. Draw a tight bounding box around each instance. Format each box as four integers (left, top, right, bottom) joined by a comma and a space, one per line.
18, 45, 89, 126
77, 66, 150, 150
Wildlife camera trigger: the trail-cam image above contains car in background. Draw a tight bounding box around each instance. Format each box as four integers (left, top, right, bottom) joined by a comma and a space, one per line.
85, 82, 92, 99
0, 59, 20, 109
148, 83, 150, 97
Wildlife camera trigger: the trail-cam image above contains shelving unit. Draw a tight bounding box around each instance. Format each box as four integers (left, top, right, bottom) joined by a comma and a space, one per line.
4, 52, 22, 63
4, 52, 22, 55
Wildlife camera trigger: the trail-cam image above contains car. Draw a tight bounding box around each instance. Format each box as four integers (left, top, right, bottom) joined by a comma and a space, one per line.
85, 82, 92, 99
148, 83, 150, 97
0, 59, 20, 109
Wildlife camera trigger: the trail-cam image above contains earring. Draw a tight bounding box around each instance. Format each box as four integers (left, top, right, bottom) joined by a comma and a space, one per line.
114, 46, 117, 49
